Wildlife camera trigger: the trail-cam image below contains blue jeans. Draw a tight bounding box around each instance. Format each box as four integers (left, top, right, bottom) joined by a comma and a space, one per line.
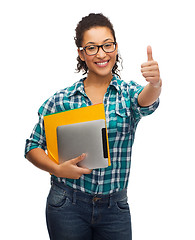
46, 178, 132, 240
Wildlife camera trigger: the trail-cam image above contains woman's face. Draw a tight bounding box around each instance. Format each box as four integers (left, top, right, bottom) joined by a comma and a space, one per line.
78, 27, 118, 79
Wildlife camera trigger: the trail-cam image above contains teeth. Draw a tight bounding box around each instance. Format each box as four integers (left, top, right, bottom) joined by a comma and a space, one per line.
96, 61, 108, 66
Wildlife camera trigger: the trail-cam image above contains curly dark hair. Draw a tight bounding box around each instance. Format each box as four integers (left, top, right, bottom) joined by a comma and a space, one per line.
74, 13, 122, 77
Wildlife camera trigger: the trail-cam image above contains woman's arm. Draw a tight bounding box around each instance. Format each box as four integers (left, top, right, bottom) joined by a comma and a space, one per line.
26, 148, 92, 179
138, 46, 162, 107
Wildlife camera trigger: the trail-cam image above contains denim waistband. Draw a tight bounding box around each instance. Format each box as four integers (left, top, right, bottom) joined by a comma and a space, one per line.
51, 176, 127, 204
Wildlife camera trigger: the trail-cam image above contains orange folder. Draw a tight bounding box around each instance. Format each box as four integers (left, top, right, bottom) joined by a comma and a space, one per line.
44, 103, 111, 167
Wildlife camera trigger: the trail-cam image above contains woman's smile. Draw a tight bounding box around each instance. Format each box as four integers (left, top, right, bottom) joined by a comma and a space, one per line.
95, 60, 110, 67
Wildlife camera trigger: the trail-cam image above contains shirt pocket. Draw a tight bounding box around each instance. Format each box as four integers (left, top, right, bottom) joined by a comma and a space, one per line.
115, 108, 131, 134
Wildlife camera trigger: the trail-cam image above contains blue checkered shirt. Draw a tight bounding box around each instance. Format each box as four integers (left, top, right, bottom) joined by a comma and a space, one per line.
25, 75, 159, 194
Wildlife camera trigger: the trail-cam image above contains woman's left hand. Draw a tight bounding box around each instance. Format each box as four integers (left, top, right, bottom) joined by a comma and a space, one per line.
141, 46, 161, 88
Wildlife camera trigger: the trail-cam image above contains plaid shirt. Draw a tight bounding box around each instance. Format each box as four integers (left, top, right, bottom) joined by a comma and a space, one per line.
25, 75, 159, 194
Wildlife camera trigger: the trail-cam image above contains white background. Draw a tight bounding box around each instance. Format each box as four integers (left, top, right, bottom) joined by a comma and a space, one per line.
1, 0, 195, 239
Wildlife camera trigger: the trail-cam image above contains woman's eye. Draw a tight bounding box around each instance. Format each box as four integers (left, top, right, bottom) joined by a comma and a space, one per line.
87, 46, 96, 51
104, 43, 112, 49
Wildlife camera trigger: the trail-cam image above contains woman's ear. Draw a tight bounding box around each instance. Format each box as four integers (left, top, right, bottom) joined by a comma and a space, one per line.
78, 49, 85, 62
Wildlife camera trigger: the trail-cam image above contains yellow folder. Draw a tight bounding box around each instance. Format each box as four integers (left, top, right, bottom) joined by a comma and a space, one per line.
44, 103, 111, 167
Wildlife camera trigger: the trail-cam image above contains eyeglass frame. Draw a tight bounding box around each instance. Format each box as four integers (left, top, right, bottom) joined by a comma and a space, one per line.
79, 42, 117, 56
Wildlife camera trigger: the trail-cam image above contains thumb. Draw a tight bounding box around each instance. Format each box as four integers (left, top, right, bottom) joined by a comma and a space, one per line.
71, 153, 86, 164
147, 45, 153, 61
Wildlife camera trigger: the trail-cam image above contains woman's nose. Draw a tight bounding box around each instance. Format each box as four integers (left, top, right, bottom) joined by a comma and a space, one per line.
96, 47, 106, 58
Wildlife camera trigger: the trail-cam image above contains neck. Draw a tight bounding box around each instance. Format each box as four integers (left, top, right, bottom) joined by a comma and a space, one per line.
84, 72, 113, 87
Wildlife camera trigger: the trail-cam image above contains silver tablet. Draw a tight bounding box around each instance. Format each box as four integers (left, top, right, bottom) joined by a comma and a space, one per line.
56, 119, 109, 169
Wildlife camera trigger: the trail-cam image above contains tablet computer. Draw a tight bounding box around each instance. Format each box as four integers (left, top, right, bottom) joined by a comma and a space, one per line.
56, 119, 109, 169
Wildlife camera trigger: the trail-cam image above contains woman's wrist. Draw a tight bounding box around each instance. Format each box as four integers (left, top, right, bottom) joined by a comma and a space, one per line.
149, 78, 162, 89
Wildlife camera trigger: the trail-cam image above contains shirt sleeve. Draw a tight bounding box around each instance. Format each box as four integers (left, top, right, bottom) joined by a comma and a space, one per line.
129, 81, 160, 122
24, 97, 56, 157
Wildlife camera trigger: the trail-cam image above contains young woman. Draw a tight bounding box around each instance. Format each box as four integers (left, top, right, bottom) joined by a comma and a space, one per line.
25, 13, 161, 240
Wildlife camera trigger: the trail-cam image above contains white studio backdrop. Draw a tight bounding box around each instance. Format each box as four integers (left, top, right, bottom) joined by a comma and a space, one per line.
0, 0, 195, 239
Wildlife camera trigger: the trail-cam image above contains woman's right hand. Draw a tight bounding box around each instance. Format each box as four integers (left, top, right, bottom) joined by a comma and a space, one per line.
26, 149, 92, 180
54, 153, 93, 179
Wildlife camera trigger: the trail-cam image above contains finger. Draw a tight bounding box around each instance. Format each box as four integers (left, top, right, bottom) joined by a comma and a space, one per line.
147, 45, 153, 61
79, 168, 93, 175
142, 71, 160, 78
73, 168, 92, 179
71, 153, 86, 164
141, 60, 158, 68
141, 65, 159, 73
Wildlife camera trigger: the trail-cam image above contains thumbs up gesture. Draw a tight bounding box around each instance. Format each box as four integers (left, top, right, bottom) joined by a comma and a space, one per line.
141, 46, 161, 87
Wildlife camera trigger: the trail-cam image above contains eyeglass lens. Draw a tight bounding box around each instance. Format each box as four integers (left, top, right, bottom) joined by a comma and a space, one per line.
85, 42, 116, 55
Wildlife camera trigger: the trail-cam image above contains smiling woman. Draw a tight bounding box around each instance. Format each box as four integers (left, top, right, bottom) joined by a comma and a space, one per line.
25, 12, 161, 240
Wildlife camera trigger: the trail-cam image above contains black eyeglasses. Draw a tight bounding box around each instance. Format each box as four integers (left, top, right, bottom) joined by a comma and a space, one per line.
79, 42, 117, 56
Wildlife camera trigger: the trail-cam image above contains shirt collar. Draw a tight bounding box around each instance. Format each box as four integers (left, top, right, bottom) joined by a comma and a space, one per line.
109, 75, 121, 94
67, 78, 86, 98
67, 75, 121, 98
